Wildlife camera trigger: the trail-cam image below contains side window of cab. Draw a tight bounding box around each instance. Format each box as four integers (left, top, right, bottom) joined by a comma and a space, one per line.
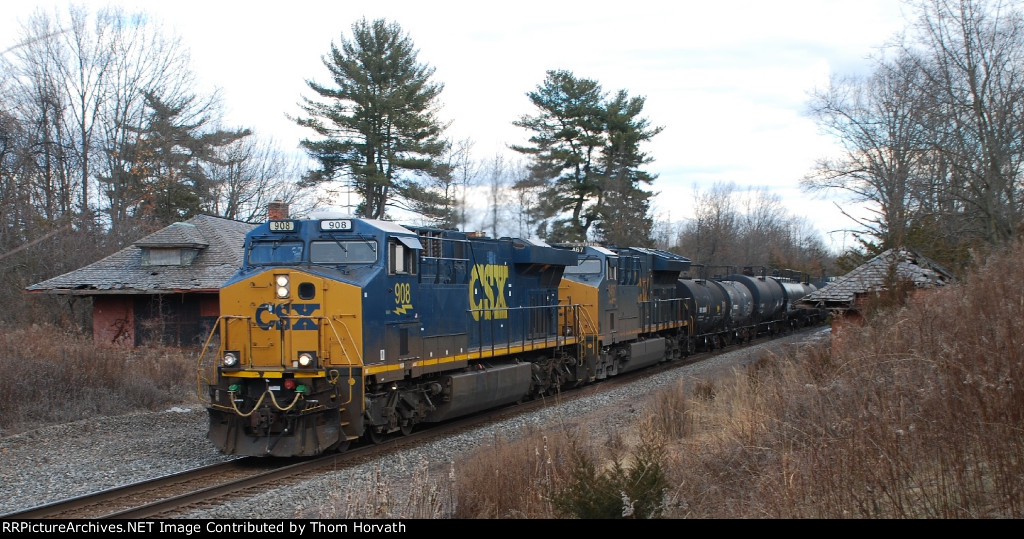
389, 238, 418, 275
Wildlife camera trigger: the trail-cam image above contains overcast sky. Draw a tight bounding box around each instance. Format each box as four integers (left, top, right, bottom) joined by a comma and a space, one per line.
3, 1, 915, 252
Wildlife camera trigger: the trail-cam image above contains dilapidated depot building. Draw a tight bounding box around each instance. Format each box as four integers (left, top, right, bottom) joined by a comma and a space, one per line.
26, 215, 255, 347
797, 247, 956, 325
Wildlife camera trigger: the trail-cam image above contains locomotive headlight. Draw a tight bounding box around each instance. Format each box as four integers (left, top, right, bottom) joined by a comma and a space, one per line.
297, 352, 315, 367
275, 274, 290, 298
222, 352, 239, 367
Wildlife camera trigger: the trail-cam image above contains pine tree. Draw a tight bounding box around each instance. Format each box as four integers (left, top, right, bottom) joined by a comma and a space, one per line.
595, 90, 661, 246
295, 18, 447, 220
512, 70, 662, 244
105, 91, 250, 228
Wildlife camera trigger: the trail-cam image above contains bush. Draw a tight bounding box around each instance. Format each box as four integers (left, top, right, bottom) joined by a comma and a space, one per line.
551, 425, 669, 519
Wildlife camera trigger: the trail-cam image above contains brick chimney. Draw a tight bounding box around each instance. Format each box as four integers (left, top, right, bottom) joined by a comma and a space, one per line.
267, 200, 289, 221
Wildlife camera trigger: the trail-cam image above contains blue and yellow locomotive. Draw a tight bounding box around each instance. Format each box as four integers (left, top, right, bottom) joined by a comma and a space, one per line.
198, 216, 701, 456
198, 214, 821, 458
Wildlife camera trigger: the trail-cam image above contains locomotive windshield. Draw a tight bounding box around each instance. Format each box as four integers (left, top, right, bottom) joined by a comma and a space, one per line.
247, 240, 304, 265
310, 240, 378, 265
564, 257, 602, 275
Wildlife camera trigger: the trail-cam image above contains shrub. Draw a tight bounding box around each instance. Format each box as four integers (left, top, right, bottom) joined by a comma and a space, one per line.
551, 424, 669, 519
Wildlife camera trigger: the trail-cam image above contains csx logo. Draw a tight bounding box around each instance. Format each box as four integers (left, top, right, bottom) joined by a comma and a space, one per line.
469, 264, 509, 321
255, 303, 320, 330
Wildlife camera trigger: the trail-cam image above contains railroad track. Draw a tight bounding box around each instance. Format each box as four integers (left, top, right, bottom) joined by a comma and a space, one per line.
0, 405, 539, 519
1, 327, 825, 519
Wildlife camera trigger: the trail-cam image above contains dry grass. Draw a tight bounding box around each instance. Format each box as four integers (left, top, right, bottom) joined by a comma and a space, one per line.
450, 425, 574, 518
307, 454, 457, 519
0, 325, 195, 433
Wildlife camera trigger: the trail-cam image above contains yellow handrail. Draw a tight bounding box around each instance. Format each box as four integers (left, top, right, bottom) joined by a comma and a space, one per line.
195, 315, 251, 405
319, 315, 363, 366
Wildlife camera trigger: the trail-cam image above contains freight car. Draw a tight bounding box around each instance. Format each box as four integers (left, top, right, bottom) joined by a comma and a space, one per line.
674, 269, 826, 352
196, 216, 823, 457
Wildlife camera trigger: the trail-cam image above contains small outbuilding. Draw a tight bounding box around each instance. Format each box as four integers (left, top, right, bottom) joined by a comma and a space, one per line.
797, 246, 956, 326
26, 214, 256, 347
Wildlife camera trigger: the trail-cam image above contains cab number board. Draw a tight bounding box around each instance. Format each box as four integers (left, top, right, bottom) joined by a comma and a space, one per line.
320, 219, 352, 231
269, 220, 295, 232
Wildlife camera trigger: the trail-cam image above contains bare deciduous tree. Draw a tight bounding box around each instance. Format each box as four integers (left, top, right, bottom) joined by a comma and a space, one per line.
509, 159, 541, 239
676, 182, 740, 265
673, 182, 832, 275
480, 152, 510, 237
803, 50, 931, 249
0, 5, 284, 327
911, 0, 1024, 244
206, 135, 304, 223
805, 0, 1024, 265
9, 5, 197, 237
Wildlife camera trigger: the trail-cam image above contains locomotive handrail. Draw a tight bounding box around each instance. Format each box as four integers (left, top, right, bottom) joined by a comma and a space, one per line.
264, 313, 359, 408
572, 302, 599, 338
194, 320, 219, 405
318, 315, 364, 366
566, 301, 598, 365
325, 368, 355, 409
244, 311, 364, 368
194, 315, 253, 405
194, 313, 360, 401
644, 297, 688, 333
287, 314, 359, 409
566, 303, 595, 367
635, 297, 686, 334
196, 313, 357, 413
579, 306, 596, 336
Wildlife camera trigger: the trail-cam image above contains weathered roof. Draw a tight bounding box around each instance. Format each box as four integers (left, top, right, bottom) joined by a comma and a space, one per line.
133, 219, 210, 248
26, 215, 256, 295
798, 247, 955, 309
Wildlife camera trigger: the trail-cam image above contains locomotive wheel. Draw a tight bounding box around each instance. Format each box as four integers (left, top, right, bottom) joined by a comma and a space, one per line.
400, 423, 414, 436
368, 428, 386, 445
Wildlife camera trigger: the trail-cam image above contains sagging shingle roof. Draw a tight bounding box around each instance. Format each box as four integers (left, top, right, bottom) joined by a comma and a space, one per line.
26, 215, 255, 295
798, 247, 955, 310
